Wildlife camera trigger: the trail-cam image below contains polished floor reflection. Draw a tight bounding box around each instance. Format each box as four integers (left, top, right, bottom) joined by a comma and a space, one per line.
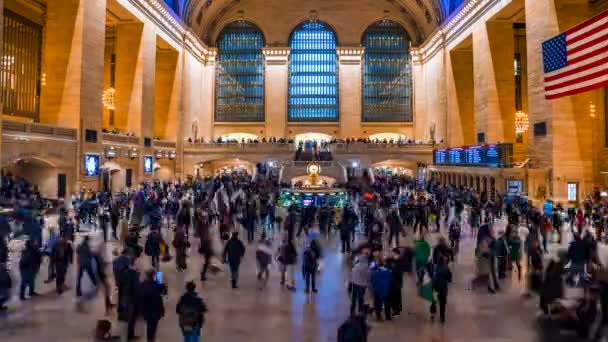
0, 218, 542, 342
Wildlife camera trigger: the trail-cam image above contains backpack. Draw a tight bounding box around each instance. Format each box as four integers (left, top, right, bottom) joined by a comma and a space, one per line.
179, 303, 200, 335
95, 319, 112, 340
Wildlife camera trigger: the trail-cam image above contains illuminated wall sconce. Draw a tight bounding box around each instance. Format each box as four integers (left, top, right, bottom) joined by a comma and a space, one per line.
105, 146, 118, 158
129, 148, 139, 159
590, 101, 596, 118
155, 150, 165, 159
168, 151, 176, 159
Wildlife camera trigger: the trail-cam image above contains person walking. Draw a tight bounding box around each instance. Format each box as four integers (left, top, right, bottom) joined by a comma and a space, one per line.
19, 239, 42, 300
0, 262, 11, 311
277, 237, 297, 290
145, 228, 162, 270
350, 245, 371, 316
117, 257, 140, 341
76, 236, 98, 297
370, 258, 393, 321
173, 227, 189, 272
302, 240, 320, 293
223, 231, 246, 289
50, 237, 73, 294
139, 269, 166, 342
176, 281, 208, 342
387, 248, 404, 316
430, 255, 452, 324
256, 234, 273, 290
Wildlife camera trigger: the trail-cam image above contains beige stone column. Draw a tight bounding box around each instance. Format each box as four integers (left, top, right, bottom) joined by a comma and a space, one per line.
525, 0, 595, 201
337, 47, 365, 137
411, 48, 426, 140
200, 49, 217, 140
138, 24, 157, 182
41, 0, 106, 190
262, 48, 290, 138
472, 21, 516, 144
447, 48, 475, 146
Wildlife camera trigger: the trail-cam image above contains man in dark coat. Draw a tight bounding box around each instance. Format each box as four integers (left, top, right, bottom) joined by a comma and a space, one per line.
19, 239, 42, 300
50, 237, 73, 294
139, 269, 165, 342
223, 231, 246, 289
145, 229, 162, 269
117, 258, 140, 341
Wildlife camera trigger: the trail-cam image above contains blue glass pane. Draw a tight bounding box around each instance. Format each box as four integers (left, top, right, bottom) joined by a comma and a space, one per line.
215, 21, 265, 122
362, 20, 411, 122
442, 0, 467, 16
163, 0, 179, 13
288, 21, 339, 122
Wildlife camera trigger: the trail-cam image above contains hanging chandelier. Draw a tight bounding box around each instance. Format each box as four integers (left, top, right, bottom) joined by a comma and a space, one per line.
102, 87, 116, 110
515, 110, 529, 134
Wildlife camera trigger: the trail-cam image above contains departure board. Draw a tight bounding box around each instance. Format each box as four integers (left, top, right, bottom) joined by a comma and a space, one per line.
434, 149, 447, 164
433, 143, 512, 168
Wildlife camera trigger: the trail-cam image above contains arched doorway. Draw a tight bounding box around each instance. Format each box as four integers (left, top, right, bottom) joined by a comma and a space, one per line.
4, 157, 71, 199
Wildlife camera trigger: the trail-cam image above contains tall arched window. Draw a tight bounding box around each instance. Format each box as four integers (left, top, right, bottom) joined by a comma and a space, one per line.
362, 20, 412, 122
215, 21, 265, 122
288, 21, 338, 122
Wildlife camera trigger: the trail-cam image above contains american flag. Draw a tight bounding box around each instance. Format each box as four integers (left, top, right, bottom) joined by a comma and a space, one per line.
542, 10, 608, 100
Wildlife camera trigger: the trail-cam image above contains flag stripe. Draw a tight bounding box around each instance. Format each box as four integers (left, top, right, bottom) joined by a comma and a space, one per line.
545, 53, 608, 82
546, 73, 608, 96
545, 66, 608, 90
568, 38, 608, 60
566, 10, 608, 37
566, 45, 608, 68
568, 18, 608, 43
567, 33, 608, 55
546, 79, 608, 99
568, 24, 608, 49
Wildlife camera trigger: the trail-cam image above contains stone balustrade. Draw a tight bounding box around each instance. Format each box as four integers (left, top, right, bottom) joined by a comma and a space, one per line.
102, 133, 140, 145
2, 119, 77, 140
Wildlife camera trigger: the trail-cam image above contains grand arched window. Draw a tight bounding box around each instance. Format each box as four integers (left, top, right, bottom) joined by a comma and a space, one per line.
215, 21, 265, 122
362, 20, 412, 122
288, 21, 338, 122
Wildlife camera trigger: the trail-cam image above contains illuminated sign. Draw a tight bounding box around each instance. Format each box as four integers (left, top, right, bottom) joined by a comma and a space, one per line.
144, 155, 153, 174
84, 154, 100, 177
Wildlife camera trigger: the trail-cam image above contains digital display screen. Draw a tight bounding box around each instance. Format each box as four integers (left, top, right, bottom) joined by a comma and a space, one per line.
466, 146, 484, 164
448, 148, 464, 164
434, 149, 447, 164
485, 145, 500, 167
303, 198, 314, 206
144, 156, 153, 174
433, 143, 512, 168
84, 154, 100, 177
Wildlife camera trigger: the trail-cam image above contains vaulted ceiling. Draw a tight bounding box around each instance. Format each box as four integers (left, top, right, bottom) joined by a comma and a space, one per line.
180, 0, 453, 46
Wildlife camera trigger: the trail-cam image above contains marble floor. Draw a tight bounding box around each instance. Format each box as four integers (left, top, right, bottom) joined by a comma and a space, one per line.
0, 218, 554, 342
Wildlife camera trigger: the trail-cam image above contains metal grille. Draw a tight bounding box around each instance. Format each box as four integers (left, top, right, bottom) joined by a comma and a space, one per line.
362, 20, 411, 122
215, 21, 265, 122
1, 10, 42, 121
288, 21, 338, 122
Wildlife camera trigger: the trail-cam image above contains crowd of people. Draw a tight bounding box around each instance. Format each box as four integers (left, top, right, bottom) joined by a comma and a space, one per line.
1, 169, 608, 341
186, 136, 437, 146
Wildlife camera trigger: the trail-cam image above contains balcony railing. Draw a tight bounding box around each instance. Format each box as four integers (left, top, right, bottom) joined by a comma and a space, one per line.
153, 140, 177, 149
2, 120, 77, 140
184, 142, 294, 153
331, 142, 435, 153
102, 133, 140, 145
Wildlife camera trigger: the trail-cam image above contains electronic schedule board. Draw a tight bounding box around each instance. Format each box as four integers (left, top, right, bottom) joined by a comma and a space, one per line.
433, 143, 513, 168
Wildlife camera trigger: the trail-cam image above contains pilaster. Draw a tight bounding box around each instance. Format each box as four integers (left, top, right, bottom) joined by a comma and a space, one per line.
262, 47, 290, 138
337, 47, 364, 137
